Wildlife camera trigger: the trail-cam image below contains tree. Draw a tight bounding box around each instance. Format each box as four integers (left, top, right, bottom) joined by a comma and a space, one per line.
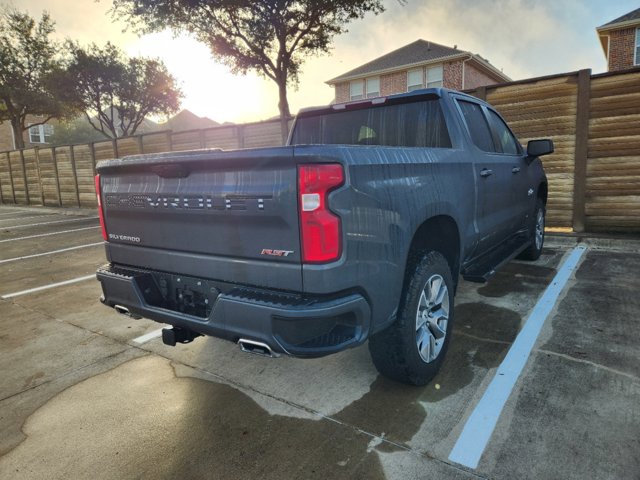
0, 9, 72, 149
48, 117, 110, 146
112, 0, 386, 142
63, 42, 182, 139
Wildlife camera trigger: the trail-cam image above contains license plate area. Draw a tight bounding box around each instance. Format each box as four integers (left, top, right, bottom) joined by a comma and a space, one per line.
135, 272, 220, 318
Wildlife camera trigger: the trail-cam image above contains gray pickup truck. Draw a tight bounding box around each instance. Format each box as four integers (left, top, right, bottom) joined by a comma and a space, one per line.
95, 88, 551, 385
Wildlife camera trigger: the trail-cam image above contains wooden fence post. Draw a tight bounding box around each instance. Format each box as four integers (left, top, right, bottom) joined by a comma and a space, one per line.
137, 135, 144, 154
0, 153, 5, 204
476, 86, 487, 101
572, 69, 591, 233
7, 152, 16, 204
113, 138, 119, 158
89, 142, 97, 175
0, 165, 3, 204
52, 147, 62, 206
89, 142, 98, 205
34, 147, 45, 206
237, 125, 245, 148
166, 131, 173, 151
70, 145, 81, 207
19, 149, 30, 205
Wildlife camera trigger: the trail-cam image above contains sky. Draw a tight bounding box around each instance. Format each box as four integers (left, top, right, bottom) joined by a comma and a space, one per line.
6, 0, 639, 124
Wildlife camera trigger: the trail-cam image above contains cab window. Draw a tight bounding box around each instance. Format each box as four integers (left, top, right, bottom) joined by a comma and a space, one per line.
456, 100, 495, 152
486, 109, 520, 155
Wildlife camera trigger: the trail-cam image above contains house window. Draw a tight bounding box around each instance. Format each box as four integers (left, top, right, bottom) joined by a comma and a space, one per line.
635, 28, 640, 66
407, 68, 423, 91
366, 77, 380, 98
350, 80, 364, 101
426, 65, 443, 88
351, 78, 380, 100
28, 124, 54, 144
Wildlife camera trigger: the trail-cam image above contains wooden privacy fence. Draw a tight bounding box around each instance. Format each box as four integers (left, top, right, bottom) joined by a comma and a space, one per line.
0, 118, 291, 209
467, 67, 640, 233
1, 68, 639, 232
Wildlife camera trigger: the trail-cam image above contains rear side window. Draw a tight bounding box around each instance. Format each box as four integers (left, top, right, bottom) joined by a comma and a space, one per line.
291, 99, 452, 148
457, 100, 495, 152
486, 109, 520, 154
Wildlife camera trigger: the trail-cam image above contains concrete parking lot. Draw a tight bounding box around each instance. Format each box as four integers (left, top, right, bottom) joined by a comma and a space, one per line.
0, 204, 638, 480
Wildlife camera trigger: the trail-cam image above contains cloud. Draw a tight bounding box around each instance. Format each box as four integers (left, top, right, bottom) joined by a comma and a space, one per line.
287, 0, 640, 116
6, 0, 137, 46
6, 0, 637, 122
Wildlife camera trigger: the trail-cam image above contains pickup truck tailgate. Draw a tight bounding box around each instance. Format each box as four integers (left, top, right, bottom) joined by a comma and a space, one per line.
96, 148, 301, 290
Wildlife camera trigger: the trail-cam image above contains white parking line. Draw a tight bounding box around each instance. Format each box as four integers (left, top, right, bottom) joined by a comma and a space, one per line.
0, 212, 49, 219
0, 209, 44, 216
0, 214, 59, 222
1, 216, 98, 229
448, 245, 587, 469
0, 274, 96, 299
0, 242, 104, 264
0, 226, 100, 243
132, 328, 165, 344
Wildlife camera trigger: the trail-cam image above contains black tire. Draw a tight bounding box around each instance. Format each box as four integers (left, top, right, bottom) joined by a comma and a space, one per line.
519, 198, 545, 261
368, 251, 454, 386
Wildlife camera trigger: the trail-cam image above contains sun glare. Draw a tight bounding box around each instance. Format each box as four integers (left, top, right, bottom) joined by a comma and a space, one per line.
125, 31, 275, 124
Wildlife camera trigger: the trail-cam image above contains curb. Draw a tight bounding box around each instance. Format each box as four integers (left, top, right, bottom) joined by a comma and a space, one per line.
546, 233, 640, 253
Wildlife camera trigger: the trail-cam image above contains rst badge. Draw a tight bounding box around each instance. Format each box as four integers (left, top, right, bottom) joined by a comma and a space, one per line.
261, 249, 294, 257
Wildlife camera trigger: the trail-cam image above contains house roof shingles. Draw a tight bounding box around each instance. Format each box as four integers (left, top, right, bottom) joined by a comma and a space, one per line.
327, 39, 464, 84
598, 7, 640, 29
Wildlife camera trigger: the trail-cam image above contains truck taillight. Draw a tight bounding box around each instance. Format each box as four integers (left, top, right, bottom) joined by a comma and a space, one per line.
298, 164, 344, 263
94, 174, 107, 241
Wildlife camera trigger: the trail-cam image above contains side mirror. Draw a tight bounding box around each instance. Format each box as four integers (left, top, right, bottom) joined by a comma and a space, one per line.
527, 139, 554, 159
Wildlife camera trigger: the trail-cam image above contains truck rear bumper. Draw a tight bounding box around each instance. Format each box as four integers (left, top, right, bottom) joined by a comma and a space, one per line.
96, 264, 371, 357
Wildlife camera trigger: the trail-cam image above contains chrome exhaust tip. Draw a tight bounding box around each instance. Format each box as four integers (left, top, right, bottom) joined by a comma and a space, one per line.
114, 304, 129, 315
238, 339, 279, 358
113, 304, 141, 319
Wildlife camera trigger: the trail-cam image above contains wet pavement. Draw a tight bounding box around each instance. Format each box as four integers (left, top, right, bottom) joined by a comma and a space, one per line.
0, 205, 638, 479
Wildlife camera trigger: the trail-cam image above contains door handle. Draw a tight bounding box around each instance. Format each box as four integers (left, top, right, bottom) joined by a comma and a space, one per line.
512, 167, 521, 174
480, 168, 493, 177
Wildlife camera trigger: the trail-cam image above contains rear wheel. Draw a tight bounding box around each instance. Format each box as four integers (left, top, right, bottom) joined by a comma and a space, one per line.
369, 251, 454, 386
519, 198, 545, 261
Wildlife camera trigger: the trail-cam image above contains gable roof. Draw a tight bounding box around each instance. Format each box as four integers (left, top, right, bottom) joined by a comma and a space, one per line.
162, 109, 219, 132
597, 7, 640, 31
327, 40, 459, 84
326, 39, 509, 85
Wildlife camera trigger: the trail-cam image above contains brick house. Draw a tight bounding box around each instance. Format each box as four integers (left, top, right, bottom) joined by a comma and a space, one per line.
0, 116, 56, 151
326, 39, 511, 103
597, 7, 640, 71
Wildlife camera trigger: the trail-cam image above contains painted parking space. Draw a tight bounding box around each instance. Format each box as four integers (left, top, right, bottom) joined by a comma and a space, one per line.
0, 242, 104, 265
0, 216, 98, 230
0, 246, 104, 296
0, 206, 638, 479
0, 227, 104, 260
0, 219, 100, 241
0, 209, 55, 220
0, 213, 62, 224
6, 280, 161, 353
